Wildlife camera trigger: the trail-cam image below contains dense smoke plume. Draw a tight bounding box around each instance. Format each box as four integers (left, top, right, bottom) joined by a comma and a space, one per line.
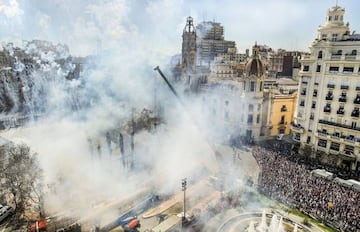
0, 0, 228, 220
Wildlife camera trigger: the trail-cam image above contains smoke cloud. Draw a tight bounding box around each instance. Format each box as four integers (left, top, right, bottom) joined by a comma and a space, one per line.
0, 0, 235, 223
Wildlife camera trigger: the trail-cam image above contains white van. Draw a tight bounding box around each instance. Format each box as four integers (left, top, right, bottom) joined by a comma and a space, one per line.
0, 205, 14, 223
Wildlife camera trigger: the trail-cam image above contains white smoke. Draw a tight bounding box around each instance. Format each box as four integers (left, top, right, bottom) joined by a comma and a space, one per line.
0, 0, 23, 18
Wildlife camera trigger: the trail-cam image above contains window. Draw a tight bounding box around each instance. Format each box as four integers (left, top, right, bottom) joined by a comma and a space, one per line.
256, 114, 260, 124
225, 100, 229, 106
337, 50, 342, 55
303, 65, 309, 71
312, 101, 316, 109
300, 100, 305, 107
354, 95, 360, 104
339, 92, 347, 102
344, 145, 354, 155
250, 81, 256, 92
247, 114, 253, 124
259, 82, 263, 91
315, 76, 320, 85
322, 34, 327, 40
313, 89, 318, 97
330, 142, 340, 151
329, 66, 339, 72
337, 106, 345, 115
318, 51, 323, 59
332, 34, 338, 41
351, 121, 357, 129
351, 107, 359, 117
343, 67, 354, 73
318, 139, 327, 148
249, 104, 254, 112
307, 136, 311, 144
258, 104, 261, 111
316, 65, 321, 72
328, 16, 332, 21
310, 113, 314, 120
341, 81, 349, 89
280, 115, 285, 124
324, 103, 331, 112
351, 50, 357, 55
281, 105, 287, 112
334, 15, 339, 20
327, 80, 335, 88
301, 89, 306, 95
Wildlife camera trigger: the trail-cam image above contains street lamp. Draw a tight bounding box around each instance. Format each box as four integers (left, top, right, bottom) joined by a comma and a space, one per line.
181, 178, 187, 226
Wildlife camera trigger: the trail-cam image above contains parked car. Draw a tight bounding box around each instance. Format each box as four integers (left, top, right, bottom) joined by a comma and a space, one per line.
0, 205, 14, 223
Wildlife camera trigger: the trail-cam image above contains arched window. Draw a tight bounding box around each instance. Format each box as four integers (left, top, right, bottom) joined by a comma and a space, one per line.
337, 50, 342, 55
318, 51, 323, 59
351, 50, 357, 55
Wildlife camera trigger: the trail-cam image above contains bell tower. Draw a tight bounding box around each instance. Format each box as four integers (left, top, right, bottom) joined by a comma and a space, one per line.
182, 16, 197, 72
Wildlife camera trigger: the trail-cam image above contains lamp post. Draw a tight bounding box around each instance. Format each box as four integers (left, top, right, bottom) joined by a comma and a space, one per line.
181, 178, 187, 227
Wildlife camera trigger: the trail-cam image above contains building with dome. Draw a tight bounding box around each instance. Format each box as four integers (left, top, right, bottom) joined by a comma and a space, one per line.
179, 17, 298, 143
292, 4, 360, 170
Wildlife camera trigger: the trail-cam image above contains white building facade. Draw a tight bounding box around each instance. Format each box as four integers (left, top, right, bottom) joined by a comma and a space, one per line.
293, 5, 360, 170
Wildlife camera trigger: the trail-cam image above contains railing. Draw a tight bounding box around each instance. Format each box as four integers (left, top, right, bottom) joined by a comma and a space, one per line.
318, 119, 360, 131
345, 55, 356, 60
338, 97, 347, 102
323, 107, 331, 113
290, 122, 304, 133
336, 110, 345, 115
351, 111, 359, 117
326, 95, 333, 100
331, 54, 341, 60
327, 84, 335, 88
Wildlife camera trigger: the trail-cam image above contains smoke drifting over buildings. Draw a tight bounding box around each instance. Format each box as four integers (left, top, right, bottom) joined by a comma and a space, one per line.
0, 0, 226, 221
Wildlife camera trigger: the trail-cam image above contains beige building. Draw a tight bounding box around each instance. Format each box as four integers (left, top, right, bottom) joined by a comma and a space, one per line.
267, 90, 297, 136
292, 5, 360, 170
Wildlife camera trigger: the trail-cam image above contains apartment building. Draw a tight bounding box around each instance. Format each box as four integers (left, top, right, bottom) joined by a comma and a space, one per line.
293, 5, 360, 170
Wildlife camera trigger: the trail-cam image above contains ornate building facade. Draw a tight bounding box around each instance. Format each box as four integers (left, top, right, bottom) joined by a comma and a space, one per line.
292, 5, 360, 170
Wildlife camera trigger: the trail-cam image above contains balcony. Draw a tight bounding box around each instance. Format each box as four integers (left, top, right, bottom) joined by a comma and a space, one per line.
354, 97, 360, 104
340, 85, 349, 90
291, 122, 304, 133
336, 109, 345, 115
318, 119, 360, 132
339, 96, 347, 102
278, 121, 287, 128
327, 84, 335, 88
323, 107, 331, 113
293, 134, 301, 142
351, 110, 359, 117
356, 86, 360, 91
345, 55, 356, 60
325, 95, 333, 100
331, 54, 341, 60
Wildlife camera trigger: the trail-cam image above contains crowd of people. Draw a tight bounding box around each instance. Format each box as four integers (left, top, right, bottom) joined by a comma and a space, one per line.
252, 145, 360, 231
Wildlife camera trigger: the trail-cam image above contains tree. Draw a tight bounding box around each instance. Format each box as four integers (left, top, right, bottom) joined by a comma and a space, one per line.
0, 143, 43, 221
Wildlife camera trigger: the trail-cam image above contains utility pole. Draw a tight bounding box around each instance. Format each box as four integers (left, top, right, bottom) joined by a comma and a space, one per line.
181, 178, 187, 227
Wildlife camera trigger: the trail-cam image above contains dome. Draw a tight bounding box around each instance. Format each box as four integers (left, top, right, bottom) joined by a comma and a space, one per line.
245, 43, 265, 77
245, 58, 264, 77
